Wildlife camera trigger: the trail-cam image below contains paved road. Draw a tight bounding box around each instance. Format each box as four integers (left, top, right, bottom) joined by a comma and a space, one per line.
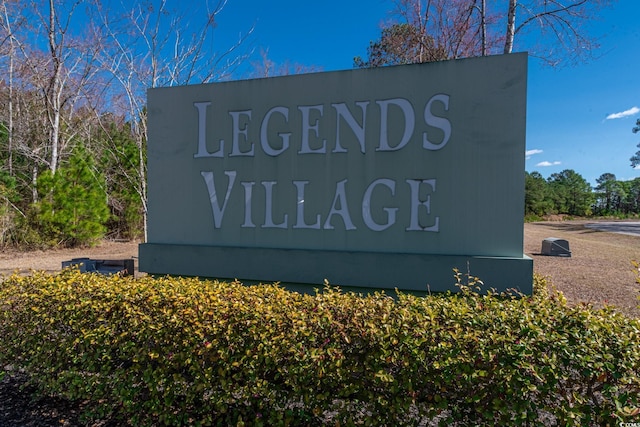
584, 221, 640, 236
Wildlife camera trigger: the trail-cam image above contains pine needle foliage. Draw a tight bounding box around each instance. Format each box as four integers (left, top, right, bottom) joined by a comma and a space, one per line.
33, 145, 110, 247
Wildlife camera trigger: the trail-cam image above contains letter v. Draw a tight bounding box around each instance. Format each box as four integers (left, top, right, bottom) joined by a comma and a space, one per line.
200, 171, 237, 228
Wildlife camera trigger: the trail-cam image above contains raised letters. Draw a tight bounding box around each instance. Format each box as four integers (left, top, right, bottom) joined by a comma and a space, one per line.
262, 181, 288, 228
194, 102, 224, 158
362, 178, 397, 231
324, 179, 356, 230
376, 98, 415, 152
260, 106, 291, 156
200, 170, 438, 233
298, 105, 327, 154
229, 110, 255, 156
332, 101, 369, 154
406, 179, 439, 232
194, 94, 451, 157
200, 170, 236, 228
423, 94, 451, 150
293, 181, 321, 229
195, 92, 449, 235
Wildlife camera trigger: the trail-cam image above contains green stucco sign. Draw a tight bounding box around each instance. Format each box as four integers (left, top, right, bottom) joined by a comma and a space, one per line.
140, 53, 533, 293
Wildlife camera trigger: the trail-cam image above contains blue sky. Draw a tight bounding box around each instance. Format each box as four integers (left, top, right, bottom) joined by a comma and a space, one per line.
214, 0, 640, 186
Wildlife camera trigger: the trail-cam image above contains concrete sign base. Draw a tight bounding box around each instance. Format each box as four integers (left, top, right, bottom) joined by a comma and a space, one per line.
140, 244, 533, 294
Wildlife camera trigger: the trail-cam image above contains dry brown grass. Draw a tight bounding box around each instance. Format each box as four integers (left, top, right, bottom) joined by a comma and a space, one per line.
525, 220, 640, 317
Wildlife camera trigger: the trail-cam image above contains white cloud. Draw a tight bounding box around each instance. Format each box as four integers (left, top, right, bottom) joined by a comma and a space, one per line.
536, 161, 561, 167
525, 149, 543, 158
605, 106, 640, 120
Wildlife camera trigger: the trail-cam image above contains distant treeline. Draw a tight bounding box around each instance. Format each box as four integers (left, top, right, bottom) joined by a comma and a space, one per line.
526, 170, 640, 219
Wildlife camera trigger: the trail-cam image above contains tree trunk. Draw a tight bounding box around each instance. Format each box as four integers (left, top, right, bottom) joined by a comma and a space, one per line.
32, 166, 38, 203
138, 131, 148, 242
7, 40, 14, 176
47, 0, 61, 174
1, 1, 15, 176
481, 0, 487, 56
504, 0, 516, 54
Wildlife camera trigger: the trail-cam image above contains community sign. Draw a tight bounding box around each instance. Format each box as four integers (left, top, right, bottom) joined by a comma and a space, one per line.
139, 53, 533, 294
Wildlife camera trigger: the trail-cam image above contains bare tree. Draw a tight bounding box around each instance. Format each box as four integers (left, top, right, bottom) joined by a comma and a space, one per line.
0, 0, 26, 245
251, 48, 323, 78
0, 1, 41, 203
503, 0, 612, 65
0, 0, 104, 219
504, 0, 517, 54
0, 2, 18, 178
380, 0, 613, 66
19, 0, 103, 174
389, 0, 501, 61
93, 0, 254, 240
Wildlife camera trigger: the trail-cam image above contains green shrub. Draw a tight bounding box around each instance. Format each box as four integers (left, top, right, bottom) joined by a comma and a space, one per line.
523, 213, 543, 223
0, 271, 639, 426
32, 145, 110, 247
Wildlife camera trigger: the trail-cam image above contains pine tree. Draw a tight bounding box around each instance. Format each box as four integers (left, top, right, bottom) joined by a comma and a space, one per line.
35, 145, 110, 247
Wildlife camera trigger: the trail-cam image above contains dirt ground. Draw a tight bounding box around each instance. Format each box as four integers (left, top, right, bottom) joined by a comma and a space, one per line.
1, 220, 639, 317
0, 241, 141, 276
524, 220, 640, 317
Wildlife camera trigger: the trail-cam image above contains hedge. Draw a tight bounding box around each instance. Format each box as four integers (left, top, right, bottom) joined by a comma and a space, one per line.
0, 270, 639, 426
